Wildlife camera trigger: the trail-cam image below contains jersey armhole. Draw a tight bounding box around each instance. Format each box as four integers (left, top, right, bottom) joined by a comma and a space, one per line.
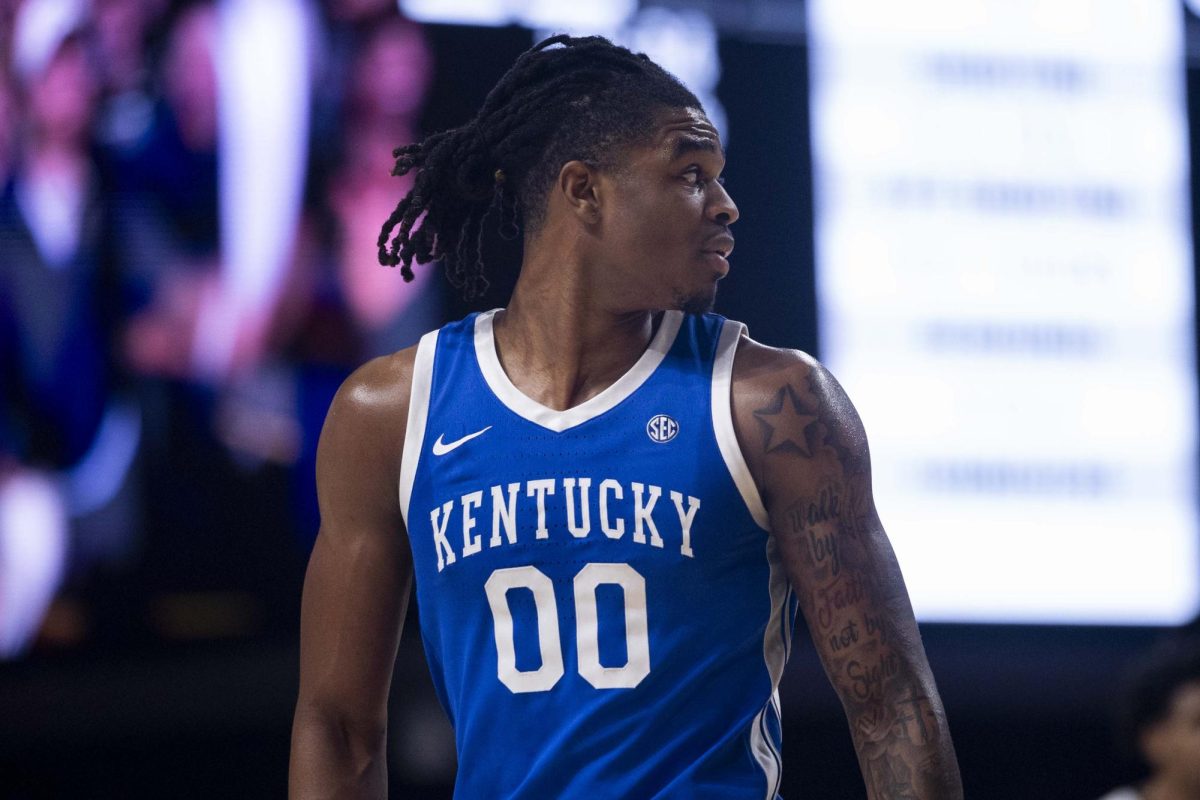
398, 328, 439, 526
711, 320, 770, 530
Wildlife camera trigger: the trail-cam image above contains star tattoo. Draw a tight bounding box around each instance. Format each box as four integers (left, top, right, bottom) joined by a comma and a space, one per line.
753, 385, 820, 456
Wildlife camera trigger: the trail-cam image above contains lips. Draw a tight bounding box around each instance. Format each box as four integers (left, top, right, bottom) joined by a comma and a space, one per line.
702, 233, 735, 259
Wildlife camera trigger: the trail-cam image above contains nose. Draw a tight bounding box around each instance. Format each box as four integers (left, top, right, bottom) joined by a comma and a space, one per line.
709, 180, 739, 225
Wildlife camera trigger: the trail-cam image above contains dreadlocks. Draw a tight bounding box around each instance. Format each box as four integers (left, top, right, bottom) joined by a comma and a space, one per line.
376, 34, 701, 299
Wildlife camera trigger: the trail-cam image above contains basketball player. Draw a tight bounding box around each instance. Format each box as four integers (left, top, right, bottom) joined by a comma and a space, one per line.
290, 35, 963, 799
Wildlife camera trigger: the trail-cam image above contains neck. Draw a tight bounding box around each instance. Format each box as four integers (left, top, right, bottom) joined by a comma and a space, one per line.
493, 245, 660, 411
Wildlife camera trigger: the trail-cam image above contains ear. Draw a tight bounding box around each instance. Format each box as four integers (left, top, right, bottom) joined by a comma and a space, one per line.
555, 160, 601, 225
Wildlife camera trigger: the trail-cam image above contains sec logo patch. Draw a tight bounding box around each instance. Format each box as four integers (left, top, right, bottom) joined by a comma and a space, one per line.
646, 414, 679, 444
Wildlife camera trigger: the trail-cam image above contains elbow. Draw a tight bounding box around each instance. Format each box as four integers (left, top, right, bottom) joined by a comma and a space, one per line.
290, 702, 388, 795
294, 700, 387, 754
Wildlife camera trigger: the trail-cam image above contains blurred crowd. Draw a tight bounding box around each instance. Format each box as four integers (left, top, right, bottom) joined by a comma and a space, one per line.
0, 0, 443, 657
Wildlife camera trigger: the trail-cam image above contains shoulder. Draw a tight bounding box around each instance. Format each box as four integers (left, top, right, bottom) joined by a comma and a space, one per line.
728, 332, 819, 400
331, 346, 418, 423
318, 345, 419, 478
725, 328, 871, 505
728, 329, 863, 436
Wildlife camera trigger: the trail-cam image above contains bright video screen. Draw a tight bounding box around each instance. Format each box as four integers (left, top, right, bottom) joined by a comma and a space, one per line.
808, 0, 1200, 624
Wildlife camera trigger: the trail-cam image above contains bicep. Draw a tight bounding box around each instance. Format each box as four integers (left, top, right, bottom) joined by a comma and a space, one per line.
763, 414, 917, 683
296, 362, 414, 727
735, 349, 930, 712
771, 484, 923, 706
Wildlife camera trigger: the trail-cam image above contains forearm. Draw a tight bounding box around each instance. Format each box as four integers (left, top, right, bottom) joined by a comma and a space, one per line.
808, 558, 963, 799
289, 706, 388, 800
839, 660, 962, 800
787, 509, 962, 797
777, 483, 962, 796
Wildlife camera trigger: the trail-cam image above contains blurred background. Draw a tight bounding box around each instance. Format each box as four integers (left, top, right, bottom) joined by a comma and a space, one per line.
1, 0, 1199, 796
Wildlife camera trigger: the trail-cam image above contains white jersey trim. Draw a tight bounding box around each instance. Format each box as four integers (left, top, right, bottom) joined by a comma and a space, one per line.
473, 308, 684, 433
399, 328, 439, 525
711, 320, 770, 530
716, 319, 787, 797
749, 535, 790, 799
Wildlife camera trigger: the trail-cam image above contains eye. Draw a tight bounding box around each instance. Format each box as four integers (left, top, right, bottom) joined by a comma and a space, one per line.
682, 166, 726, 189
683, 166, 712, 188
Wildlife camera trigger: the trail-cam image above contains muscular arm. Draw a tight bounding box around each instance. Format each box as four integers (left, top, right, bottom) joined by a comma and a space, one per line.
289, 350, 416, 799
733, 339, 963, 799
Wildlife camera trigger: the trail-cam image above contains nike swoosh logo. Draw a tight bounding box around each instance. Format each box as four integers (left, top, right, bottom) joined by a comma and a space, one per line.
432, 426, 493, 456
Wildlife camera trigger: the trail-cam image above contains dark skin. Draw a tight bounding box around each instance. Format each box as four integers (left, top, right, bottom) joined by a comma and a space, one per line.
290, 107, 963, 798
1139, 681, 1200, 800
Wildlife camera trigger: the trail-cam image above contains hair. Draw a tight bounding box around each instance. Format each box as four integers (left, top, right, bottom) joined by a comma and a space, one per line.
1114, 637, 1200, 763
376, 33, 701, 299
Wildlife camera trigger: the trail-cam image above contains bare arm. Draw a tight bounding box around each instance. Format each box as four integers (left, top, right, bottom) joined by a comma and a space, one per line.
733, 339, 963, 799
289, 350, 416, 799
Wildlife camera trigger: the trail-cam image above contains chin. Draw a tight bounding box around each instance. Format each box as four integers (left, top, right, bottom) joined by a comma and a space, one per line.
673, 286, 718, 315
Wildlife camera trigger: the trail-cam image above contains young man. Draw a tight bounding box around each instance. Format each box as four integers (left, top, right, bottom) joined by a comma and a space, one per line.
290, 34, 963, 799
1099, 640, 1200, 800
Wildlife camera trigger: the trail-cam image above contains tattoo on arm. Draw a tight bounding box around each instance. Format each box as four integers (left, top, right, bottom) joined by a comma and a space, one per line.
753, 385, 819, 457
760, 370, 962, 799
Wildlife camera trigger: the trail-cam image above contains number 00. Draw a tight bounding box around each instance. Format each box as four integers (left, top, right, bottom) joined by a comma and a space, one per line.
483, 563, 651, 694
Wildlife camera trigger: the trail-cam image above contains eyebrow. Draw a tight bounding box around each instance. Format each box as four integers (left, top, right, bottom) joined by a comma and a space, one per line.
670, 135, 725, 161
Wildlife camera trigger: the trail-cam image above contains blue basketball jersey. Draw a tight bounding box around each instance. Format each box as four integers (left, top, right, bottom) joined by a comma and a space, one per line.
400, 310, 797, 799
